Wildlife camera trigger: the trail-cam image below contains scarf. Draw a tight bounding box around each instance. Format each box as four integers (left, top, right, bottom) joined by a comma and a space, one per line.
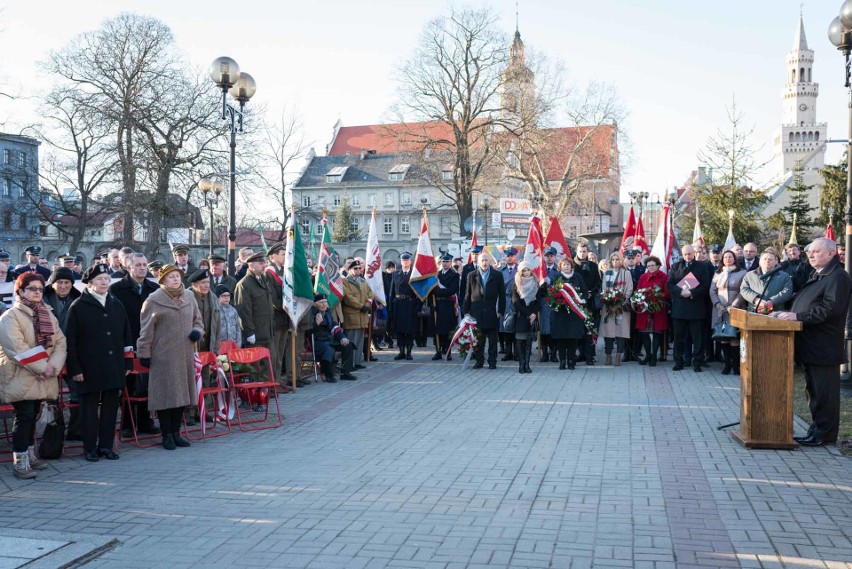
87, 288, 108, 307
161, 283, 186, 304
515, 273, 538, 305
479, 267, 490, 286
18, 295, 53, 349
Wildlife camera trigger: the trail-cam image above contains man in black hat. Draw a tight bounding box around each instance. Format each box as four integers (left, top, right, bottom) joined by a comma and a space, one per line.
498, 247, 519, 360
172, 244, 195, 283
147, 260, 164, 275
110, 252, 161, 435
459, 245, 483, 310
208, 253, 238, 295
433, 253, 460, 360
311, 294, 356, 381
266, 243, 296, 387
389, 252, 419, 360
13, 246, 51, 279
234, 250, 280, 387
380, 261, 396, 349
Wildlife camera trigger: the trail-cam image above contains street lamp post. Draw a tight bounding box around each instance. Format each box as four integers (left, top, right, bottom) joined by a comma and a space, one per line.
209, 56, 257, 275
482, 195, 491, 247
199, 177, 224, 257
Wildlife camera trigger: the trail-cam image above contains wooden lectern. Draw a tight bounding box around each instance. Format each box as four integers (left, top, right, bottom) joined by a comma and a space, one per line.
728, 308, 802, 450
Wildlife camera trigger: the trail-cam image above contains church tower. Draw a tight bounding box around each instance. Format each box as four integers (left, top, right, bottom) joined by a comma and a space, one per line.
499, 28, 535, 130
773, 14, 827, 174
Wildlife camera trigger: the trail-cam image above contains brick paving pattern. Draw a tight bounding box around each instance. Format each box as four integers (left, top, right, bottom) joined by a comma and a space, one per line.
1, 347, 851, 568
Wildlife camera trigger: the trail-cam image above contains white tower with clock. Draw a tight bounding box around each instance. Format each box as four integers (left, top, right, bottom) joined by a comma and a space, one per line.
773, 14, 827, 174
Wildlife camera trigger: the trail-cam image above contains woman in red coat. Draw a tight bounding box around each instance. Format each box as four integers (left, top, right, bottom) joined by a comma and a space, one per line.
634, 256, 670, 366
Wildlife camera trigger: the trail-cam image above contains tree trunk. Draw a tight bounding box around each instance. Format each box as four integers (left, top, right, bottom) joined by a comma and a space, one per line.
145, 167, 171, 259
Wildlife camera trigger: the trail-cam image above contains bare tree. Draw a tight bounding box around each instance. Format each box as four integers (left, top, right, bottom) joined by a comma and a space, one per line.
393, 7, 508, 232
45, 13, 177, 244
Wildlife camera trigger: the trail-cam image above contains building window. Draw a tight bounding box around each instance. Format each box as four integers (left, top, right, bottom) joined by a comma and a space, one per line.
325, 166, 347, 183
352, 194, 360, 207
384, 193, 393, 206
300, 219, 310, 235
1, 179, 9, 197
441, 169, 453, 181
333, 194, 341, 206
19, 212, 26, 229
3, 150, 10, 165
17, 152, 26, 168
388, 164, 410, 181
440, 216, 449, 234
14, 181, 23, 198
401, 216, 410, 234
315, 195, 325, 207
402, 193, 411, 206
383, 218, 393, 235
368, 194, 376, 207
352, 216, 360, 232
2, 210, 10, 228
302, 195, 311, 208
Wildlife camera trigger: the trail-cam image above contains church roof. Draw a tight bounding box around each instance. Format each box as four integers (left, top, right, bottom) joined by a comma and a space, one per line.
327, 120, 488, 156
794, 14, 809, 51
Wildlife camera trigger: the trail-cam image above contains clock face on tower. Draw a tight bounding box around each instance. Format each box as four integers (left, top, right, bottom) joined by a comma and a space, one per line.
799, 104, 808, 111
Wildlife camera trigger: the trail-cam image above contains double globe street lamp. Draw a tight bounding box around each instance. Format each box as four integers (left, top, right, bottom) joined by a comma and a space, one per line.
209, 56, 257, 275
198, 177, 224, 257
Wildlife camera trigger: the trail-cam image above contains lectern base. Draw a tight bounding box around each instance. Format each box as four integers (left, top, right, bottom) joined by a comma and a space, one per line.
731, 430, 798, 450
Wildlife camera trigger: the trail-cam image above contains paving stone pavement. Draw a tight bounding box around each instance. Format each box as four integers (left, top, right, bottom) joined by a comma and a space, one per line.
1, 347, 851, 568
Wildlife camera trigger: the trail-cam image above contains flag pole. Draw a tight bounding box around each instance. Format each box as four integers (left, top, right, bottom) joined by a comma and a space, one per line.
365, 210, 375, 363
290, 202, 298, 393
423, 206, 441, 354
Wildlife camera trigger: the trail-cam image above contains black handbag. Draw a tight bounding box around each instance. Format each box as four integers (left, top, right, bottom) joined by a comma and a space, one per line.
712, 320, 738, 339
38, 403, 64, 460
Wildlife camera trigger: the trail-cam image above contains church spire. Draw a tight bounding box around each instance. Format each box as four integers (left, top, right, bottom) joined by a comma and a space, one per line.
793, 12, 808, 51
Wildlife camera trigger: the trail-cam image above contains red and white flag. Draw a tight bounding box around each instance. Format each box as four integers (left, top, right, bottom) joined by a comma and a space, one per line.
634, 216, 650, 255
410, 212, 439, 301
620, 205, 637, 254
364, 209, 386, 305
692, 205, 705, 250
826, 222, 835, 241
545, 216, 571, 261
467, 210, 479, 264
524, 213, 547, 284
15, 346, 48, 366
194, 352, 205, 434
649, 203, 675, 272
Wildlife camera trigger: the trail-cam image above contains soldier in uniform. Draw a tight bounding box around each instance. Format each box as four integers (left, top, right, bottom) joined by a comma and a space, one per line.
13, 246, 51, 279
147, 260, 164, 277
498, 247, 519, 361
433, 253, 460, 360
539, 247, 560, 362
389, 252, 419, 360
171, 244, 195, 284
0, 251, 13, 282
624, 250, 645, 362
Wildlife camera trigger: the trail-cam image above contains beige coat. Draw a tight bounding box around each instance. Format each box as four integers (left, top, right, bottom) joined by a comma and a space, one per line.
599, 268, 634, 339
137, 288, 204, 411
0, 303, 66, 403
341, 277, 373, 329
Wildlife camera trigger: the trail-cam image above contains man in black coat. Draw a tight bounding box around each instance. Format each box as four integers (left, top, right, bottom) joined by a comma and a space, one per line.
776, 238, 852, 446
740, 242, 759, 272
462, 252, 506, 369
432, 254, 460, 361
780, 242, 812, 294
110, 253, 161, 435
574, 242, 601, 364
459, 245, 482, 310
380, 261, 396, 349
389, 252, 420, 360
667, 244, 712, 372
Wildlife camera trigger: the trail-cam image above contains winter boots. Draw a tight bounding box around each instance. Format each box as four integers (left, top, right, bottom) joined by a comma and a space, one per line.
12, 451, 37, 480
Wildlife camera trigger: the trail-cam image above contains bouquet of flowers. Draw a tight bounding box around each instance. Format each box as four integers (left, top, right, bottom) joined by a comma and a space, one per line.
630, 285, 665, 314
756, 304, 774, 315
448, 315, 480, 366
601, 288, 627, 324
547, 278, 586, 313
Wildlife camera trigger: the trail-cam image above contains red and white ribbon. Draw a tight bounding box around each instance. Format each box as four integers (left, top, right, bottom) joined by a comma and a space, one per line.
557, 283, 587, 321
446, 315, 477, 366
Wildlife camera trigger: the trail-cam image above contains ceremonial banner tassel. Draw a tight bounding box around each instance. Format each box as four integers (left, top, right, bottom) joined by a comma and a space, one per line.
524, 213, 547, 284
545, 216, 571, 261
410, 211, 440, 301
620, 205, 637, 254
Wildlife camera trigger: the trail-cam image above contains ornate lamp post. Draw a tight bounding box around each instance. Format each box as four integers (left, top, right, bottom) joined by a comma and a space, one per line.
209, 56, 257, 275
199, 177, 224, 257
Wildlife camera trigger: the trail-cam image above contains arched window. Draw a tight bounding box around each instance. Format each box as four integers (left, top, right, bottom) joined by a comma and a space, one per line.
807, 68, 811, 82
789, 132, 794, 142
795, 132, 802, 142
792, 69, 797, 83
815, 131, 820, 141
800, 67, 805, 82
808, 132, 814, 141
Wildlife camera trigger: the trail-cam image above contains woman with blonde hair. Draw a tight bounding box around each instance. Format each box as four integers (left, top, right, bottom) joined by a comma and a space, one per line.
510, 262, 541, 374
0, 273, 66, 479
137, 265, 204, 451
599, 251, 633, 366
710, 250, 746, 375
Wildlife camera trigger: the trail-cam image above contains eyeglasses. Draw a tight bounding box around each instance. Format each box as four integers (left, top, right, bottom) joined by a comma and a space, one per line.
24, 287, 44, 293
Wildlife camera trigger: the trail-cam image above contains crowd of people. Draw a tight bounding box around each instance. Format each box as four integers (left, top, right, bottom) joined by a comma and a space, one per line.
0, 233, 849, 480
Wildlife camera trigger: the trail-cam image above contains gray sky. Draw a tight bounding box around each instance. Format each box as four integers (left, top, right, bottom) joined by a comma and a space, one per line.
0, 0, 846, 201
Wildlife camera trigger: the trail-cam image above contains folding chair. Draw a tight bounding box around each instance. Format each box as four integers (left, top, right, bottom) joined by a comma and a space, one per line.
218, 340, 239, 355
118, 359, 161, 448
57, 371, 84, 457
184, 351, 231, 441
227, 347, 282, 431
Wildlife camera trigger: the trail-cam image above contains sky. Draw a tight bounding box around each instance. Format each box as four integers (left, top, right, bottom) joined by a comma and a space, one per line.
0, 0, 848, 204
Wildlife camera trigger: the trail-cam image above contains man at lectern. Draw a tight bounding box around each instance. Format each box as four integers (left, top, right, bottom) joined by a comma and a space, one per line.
775, 238, 852, 447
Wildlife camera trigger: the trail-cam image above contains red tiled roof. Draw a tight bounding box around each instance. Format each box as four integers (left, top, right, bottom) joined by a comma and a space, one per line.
328, 120, 485, 155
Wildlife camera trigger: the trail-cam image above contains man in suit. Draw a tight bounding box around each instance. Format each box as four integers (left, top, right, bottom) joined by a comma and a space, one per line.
389, 252, 419, 360
539, 247, 560, 362
110, 253, 161, 434
574, 242, 601, 365
624, 250, 646, 362
741, 242, 759, 272
433, 253, 460, 360
498, 247, 519, 361
667, 244, 712, 372
13, 246, 51, 279
462, 252, 505, 369
459, 245, 482, 310
775, 238, 852, 446
208, 254, 238, 295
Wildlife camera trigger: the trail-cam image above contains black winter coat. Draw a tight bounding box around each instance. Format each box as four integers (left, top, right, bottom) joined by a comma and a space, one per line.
667, 260, 711, 320
43, 286, 81, 333
389, 270, 421, 335
109, 274, 159, 343
65, 290, 133, 394
462, 269, 505, 331
433, 269, 460, 334
550, 271, 588, 340
790, 258, 852, 365
511, 283, 541, 335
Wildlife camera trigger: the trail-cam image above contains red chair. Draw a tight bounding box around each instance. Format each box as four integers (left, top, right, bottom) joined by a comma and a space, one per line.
218, 340, 239, 355
118, 359, 162, 448
228, 347, 282, 431
0, 402, 13, 463
184, 352, 231, 440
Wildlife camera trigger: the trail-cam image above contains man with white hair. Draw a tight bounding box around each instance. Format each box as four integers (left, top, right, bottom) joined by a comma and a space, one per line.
776, 238, 852, 446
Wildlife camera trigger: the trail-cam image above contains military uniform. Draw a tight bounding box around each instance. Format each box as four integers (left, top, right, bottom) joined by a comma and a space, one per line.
498, 249, 519, 360
433, 256, 460, 360
389, 253, 419, 360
